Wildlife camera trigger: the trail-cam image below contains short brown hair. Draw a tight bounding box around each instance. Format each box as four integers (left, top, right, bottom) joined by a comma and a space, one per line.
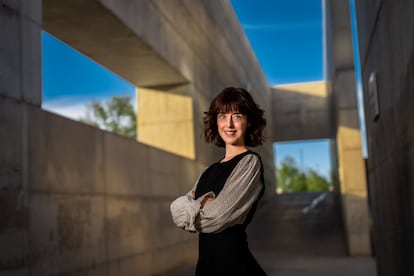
203, 87, 266, 147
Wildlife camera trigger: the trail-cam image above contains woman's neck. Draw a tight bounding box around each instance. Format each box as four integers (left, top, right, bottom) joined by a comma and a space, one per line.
223, 145, 248, 161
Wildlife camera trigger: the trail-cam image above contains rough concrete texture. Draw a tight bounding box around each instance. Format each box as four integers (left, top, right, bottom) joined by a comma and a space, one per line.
27, 109, 199, 275
0, 100, 30, 274
0, 0, 42, 105
0, 1, 41, 274
356, 0, 414, 274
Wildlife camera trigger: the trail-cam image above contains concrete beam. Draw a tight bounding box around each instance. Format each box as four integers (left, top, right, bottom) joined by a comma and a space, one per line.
271, 81, 333, 142
42, 0, 188, 88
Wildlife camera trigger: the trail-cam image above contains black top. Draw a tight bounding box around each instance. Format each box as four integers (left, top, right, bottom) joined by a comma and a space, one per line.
195, 151, 253, 199
194, 151, 267, 276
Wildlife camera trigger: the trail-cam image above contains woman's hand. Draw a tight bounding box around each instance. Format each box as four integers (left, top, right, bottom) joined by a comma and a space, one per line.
201, 195, 214, 208
192, 191, 214, 208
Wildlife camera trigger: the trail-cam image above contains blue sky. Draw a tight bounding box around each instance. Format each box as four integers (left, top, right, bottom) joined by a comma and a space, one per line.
42, 33, 136, 117
230, 0, 323, 85
42, 33, 135, 102
42, 0, 336, 179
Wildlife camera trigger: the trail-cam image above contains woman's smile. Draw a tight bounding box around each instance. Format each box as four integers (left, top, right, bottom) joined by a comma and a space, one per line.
224, 130, 237, 136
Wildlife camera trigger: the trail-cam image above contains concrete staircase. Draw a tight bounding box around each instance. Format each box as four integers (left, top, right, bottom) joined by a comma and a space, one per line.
248, 192, 347, 257
247, 192, 376, 276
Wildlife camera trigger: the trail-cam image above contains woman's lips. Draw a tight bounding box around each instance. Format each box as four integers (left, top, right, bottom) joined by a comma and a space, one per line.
224, 130, 236, 136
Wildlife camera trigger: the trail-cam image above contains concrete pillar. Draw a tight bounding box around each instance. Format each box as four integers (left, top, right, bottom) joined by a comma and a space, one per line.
1, 0, 42, 104
335, 72, 371, 255
0, 0, 42, 274
327, 0, 371, 256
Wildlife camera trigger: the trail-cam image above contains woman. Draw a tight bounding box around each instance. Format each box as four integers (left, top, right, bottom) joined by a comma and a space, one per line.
170, 87, 267, 275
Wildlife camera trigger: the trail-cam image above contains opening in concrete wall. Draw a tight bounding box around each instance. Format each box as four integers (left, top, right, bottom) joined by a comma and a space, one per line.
274, 139, 332, 194
41, 32, 196, 159
41, 31, 137, 139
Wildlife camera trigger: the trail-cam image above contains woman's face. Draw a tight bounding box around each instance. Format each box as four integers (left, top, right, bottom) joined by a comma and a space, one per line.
217, 111, 248, 147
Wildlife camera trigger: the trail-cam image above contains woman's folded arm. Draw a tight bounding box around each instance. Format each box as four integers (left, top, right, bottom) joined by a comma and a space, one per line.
196, 154, 263, 233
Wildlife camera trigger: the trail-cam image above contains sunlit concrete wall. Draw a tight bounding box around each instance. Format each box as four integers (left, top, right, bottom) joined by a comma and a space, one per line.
355, 0, 414, 274
137, 88, 196, 160
1, 0, 275, 275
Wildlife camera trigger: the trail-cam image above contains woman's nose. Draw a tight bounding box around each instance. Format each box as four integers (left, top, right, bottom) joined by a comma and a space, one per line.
227, 117, 234, 127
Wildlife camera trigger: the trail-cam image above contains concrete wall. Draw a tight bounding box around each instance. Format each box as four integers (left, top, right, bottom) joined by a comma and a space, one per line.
1, 0, 275, 275
355, 0, 414, 274
28, 109, 200, 275
0, 0, 42, 275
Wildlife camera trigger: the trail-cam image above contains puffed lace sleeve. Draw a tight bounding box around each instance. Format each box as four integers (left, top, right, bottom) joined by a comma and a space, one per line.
195, 153, 263, 233
170, 171, 215, 232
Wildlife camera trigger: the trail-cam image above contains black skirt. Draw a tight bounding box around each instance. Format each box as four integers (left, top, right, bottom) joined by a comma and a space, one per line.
195, 226, 267, 276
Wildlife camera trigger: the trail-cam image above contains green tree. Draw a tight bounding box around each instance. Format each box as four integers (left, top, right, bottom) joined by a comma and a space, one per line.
276, 155, 331, 193
277, 156, 306, 192
306, 169, 330, 191
79, 95, 136, 139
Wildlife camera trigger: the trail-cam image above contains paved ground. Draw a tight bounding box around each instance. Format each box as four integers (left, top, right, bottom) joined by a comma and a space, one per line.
167, 192, 377, 276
